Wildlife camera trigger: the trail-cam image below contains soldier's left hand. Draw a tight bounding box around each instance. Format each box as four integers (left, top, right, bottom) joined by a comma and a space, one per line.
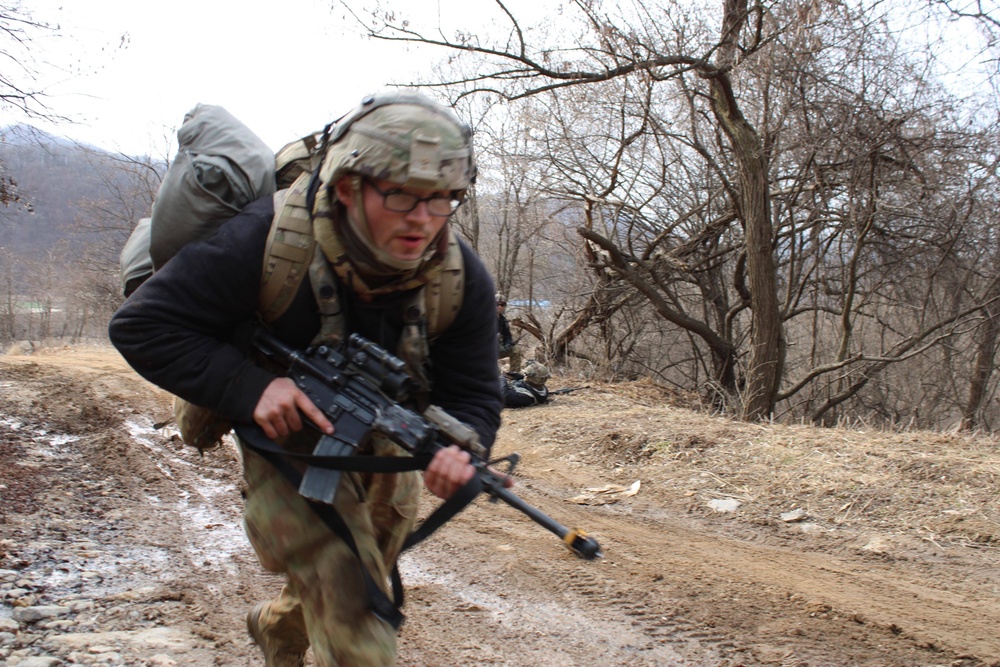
424, 446, 475, 499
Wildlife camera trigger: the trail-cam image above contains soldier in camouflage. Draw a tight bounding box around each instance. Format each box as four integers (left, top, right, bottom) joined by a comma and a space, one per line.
496, 293, 523, 373
501, 360, 551, 408
109, 91, 503, 666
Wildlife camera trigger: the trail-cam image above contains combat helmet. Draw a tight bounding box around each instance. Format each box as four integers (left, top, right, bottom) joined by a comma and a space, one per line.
524, 361, 550, 385
311, 90, 477, 273
318, 90, 476, 196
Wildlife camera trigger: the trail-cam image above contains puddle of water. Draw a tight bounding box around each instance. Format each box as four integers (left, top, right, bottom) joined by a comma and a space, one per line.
17, 542, 174, 600
3, 414, 250, 597
127, 418, 249, 574
0, 413, 80, 455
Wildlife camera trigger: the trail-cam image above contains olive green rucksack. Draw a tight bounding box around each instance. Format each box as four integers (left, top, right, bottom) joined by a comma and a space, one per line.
119, 217, 153, 297
122, 104, 464, 452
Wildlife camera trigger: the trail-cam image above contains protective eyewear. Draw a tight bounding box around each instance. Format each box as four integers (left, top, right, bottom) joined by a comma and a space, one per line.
366, 179, 462, 217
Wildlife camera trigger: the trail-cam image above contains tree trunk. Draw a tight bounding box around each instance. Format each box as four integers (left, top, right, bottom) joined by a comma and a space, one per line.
707, 0, 785, 420
961, 279, 1000, 430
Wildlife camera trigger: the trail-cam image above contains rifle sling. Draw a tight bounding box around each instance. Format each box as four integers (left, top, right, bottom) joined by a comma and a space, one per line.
235, 423, 434, 471
235, 424, 485, 630
403, 473, 483, 552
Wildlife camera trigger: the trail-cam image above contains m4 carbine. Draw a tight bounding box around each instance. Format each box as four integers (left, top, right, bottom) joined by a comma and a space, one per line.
237, 326, 602, 560
550, 385, 590, 396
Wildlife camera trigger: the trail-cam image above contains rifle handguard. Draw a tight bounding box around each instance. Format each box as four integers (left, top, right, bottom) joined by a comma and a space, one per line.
423, 405, 487, 459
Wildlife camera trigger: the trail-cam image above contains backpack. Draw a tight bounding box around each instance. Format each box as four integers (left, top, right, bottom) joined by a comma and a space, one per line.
119, 217, 153, 297
148, 104, 278, 270
122, 104, 464, 451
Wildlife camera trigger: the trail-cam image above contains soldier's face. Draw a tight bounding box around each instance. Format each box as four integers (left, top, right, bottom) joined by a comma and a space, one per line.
336, 176, 449, 263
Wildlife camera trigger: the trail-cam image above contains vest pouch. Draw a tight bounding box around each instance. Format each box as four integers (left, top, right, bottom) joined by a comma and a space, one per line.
174, 396, 233, 454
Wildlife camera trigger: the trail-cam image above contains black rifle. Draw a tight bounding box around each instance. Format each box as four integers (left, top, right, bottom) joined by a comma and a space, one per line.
550, 385, 590, 396
236, 327, 602, 561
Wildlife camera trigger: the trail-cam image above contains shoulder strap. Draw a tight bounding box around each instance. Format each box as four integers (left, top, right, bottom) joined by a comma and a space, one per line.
308, 248, 345, 347
261, 193, 466, 363
423, 232, 465, 340
395, 234, 465, 400
258, 172, 316, 323
275, 132, 321, 190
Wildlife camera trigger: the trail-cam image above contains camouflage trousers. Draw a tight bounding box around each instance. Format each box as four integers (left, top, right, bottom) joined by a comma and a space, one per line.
239, 437, 422, 667
499, 344, 523, 373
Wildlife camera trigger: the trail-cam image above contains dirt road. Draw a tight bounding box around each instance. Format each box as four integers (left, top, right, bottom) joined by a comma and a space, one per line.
1, 344, 998, 666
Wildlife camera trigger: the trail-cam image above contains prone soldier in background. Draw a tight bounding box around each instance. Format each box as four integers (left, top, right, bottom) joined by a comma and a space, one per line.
501, 360, 551, 408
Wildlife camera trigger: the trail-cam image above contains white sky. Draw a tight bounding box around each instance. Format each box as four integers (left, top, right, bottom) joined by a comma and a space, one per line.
5, 0, 994, 156
7, 0, 527, 156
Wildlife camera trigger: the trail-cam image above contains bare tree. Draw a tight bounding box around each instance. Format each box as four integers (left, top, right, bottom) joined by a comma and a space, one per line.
0, 3, 59, 211
74, 149, 163, 279
340, 0, 1000, 430
339, 0, 791, 418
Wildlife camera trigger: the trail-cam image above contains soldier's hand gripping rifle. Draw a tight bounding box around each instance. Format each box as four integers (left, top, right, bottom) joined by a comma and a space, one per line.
235, 326, 602, 560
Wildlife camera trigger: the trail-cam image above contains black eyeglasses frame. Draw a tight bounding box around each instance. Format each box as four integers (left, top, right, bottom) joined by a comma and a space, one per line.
364, 179, 462, 217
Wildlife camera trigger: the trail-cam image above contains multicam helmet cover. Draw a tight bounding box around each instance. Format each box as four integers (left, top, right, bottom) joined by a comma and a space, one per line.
318, 90, 476, 195
310, 90, 476, 276
524, 361, 550, 385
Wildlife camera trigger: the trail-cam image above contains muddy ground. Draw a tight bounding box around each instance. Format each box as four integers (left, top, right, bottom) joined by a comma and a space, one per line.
0, 343, 998, 667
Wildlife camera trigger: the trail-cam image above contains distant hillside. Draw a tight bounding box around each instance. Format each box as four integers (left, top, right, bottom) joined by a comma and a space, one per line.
0, 124, 160, 262
0, 123, 84, 151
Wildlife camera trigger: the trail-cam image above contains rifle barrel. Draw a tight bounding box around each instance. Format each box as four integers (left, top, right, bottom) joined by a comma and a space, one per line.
482, 474, 602, 559
551, 386, 589, 395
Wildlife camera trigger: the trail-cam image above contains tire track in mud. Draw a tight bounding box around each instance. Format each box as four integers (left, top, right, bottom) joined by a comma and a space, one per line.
560, 564, 744, 664
506, 469, 1000, 667
397, 476, 740, 667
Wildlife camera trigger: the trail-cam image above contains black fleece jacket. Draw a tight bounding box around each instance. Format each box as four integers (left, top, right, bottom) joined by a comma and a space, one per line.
109, 197, 502, 450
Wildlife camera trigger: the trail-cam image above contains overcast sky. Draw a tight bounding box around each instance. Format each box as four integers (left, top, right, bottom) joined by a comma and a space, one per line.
7, 0, 517, 156
5, 0, 993, 157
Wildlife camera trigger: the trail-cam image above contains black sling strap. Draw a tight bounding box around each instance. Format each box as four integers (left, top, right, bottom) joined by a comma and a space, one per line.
236, 425, 486, 629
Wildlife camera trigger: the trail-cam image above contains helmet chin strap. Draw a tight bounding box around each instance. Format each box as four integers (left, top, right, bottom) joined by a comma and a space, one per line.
346, 175, 430, 274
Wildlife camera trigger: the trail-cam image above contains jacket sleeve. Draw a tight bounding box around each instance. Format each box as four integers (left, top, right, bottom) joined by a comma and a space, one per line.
501, 380, 538, 408
427, 241, 503, 451
108, 198, 278, 423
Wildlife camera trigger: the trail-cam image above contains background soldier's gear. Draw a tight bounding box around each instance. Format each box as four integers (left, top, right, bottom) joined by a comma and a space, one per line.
496, 293, 522, 373
501, 370, 550, 408
524, 361, 550, 385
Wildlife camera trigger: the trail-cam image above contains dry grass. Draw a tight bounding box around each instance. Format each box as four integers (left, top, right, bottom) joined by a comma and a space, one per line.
512, 376, 1000, 551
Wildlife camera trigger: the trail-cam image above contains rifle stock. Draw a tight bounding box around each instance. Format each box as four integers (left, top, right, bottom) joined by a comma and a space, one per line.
243, 326, 602, 560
